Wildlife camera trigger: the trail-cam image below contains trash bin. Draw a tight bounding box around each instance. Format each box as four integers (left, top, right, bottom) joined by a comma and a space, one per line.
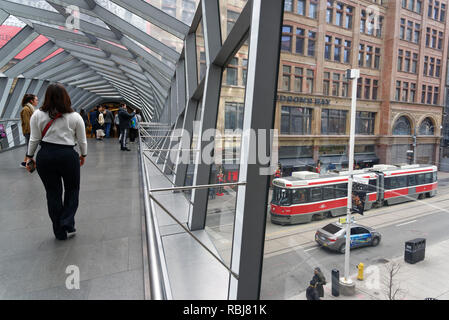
331, 269, 340, 297
404, 238, 426, 264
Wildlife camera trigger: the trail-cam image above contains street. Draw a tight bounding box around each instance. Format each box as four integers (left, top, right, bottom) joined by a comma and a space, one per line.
260, 177, 449, 300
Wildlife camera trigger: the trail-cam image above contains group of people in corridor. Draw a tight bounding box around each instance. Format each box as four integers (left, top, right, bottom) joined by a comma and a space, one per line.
19, 84, 141, 241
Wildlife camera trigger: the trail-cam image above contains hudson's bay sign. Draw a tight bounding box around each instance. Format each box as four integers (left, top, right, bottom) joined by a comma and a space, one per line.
276, 95, 331, 105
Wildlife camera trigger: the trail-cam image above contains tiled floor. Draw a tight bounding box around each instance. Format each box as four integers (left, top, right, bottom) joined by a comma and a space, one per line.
0, 139, 144, 299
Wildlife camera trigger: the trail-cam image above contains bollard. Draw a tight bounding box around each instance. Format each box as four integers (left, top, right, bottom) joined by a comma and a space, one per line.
357, 263, 364, 281
332, 269, 340, 297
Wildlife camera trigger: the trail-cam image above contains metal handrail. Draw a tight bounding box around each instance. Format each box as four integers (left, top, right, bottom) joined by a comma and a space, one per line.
147, 193, 240, 281
149, 182, 246, 193
0, 118, 20, 123
138, 132, 168, 300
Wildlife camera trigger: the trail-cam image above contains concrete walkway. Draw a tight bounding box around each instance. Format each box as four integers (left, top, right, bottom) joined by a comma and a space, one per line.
0, 139, 145, 299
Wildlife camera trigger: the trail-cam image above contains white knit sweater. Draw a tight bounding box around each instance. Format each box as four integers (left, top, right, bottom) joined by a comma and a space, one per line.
27, 110, 88, 157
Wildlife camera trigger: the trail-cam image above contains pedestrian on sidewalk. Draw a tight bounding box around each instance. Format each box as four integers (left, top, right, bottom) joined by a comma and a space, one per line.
306, 280, 320, 300
118, 103, 136, 151
20, 94, 38, 168
25, 83, 87, 241
103, 106, 114, 138
312, 267, 326, 298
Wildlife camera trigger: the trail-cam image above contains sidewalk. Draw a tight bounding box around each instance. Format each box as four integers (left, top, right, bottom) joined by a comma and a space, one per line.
292, 239, 449, 300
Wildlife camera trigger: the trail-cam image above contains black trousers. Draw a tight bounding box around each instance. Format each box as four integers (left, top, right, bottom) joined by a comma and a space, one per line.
36, 142, 80, 239
129, 128, 138, 142
120, 128, 129, 149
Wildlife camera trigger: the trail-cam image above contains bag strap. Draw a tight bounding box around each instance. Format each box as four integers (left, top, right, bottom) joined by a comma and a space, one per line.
42, 113, 62, 138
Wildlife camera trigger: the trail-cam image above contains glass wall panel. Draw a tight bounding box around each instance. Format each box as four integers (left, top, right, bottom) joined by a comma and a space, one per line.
219, 0, 248, 44
195, 19, 206, 84
203, 38, 249, 269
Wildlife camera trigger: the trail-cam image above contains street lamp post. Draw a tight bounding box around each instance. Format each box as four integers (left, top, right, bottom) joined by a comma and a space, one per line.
341, 69, 360, 291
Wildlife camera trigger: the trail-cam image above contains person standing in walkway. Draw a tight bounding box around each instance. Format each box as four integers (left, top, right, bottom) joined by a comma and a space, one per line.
96, 106, 105, 140
114, 111, 120, 139
306, 280, 320, 300
129, 109, 141, 143
25, 83, 87, 241
312, 267, 326, 298
89, 107, 98, 138
103, 106, 114, 138
118, 103, 135, 151
20, 94, 38, 168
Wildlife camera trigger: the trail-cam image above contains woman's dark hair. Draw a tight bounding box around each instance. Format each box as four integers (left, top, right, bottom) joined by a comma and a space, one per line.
22, 94, 36, 107
40, 83, 73, 118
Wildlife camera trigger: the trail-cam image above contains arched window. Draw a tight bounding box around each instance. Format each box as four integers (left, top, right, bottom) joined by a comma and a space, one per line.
419, 118, 435, 135
393, 116, 412, 135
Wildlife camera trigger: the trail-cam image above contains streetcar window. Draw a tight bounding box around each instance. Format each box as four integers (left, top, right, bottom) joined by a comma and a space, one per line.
408, 175, 417, 186
425, 173, 432, 184
390, 176, 407, 189
291, 188, 308, 204
384, 178, 391, 190
335, 183, 348, 198
272, 187, 291, 205
368, 179, 377, 192
416, 174, 425, 185
433, 172, 437, 182
322, 223, 342, 234
310, 187, 322, 202
322, 185, 335, 200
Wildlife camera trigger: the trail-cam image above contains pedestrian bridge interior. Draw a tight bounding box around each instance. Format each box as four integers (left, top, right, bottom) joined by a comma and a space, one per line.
0, 0, 286, 299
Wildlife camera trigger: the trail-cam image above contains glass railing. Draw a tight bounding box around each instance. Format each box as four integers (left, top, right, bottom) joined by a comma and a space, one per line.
138, 122, 242, 299
0, 119, 26, 153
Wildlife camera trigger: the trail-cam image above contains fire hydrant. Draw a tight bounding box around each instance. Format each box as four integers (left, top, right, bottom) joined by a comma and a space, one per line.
357, 263, 364, 281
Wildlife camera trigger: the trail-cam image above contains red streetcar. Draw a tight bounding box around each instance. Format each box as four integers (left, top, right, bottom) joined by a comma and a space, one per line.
270, 164, 438, 225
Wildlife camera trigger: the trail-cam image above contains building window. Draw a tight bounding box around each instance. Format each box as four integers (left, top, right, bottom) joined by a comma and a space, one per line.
426, 27, 444, 49
403, 0, 423, 13
284, 0, 293, 12
226, 57, 238, 86
428, 0, 446, 21
227, 10, 239, 36
323, 72, 330, 95
372, 80, 379, 100
356, 112, 375, 135
306, 69, 314, 93
281, 25, 293, 51
335, 2, 343, 26
296, 28, 305, 55
281, 106, 312, 135
410, 83, 416, 102
294, 67, 304, 92
282, 65, 291, 91
307, 31, 316, 56
359, 43, 380, 69
421, 85, 439, 104
361, 10, 384, 38
309, 0, 319, 19
242, 59, 248, 85
419, 118, 435, 135
325, 36, 332, 60
393, 116, 412, 135
334, 38, 342, 62
321, 109, 347, 135
326, 1, 333, 23
398, 49, 418, 74
400, 19, 420, 43
225, 102, 244, 130
297, 0, 306, 15
344, 40, 352, 64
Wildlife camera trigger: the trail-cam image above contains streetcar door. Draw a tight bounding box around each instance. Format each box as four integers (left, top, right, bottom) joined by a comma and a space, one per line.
376, 172, 384, 204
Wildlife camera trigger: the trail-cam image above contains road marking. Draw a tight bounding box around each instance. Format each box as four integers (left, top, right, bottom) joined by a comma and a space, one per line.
304, 247, 318, 252
396, 220, 417, 227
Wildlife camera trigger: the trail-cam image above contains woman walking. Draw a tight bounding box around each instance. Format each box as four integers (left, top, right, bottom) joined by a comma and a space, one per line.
20, 94, 38, 168
26, 84, 87, 240
312, 267, 327, 298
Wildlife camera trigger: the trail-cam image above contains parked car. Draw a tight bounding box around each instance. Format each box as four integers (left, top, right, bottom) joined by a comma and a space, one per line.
315, 222, 381, 253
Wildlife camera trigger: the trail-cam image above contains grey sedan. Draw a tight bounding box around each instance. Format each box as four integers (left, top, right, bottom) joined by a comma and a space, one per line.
315, 222, 382, 253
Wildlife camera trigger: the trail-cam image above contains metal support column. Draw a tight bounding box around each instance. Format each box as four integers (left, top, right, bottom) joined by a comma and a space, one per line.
228, 0, 284, 300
